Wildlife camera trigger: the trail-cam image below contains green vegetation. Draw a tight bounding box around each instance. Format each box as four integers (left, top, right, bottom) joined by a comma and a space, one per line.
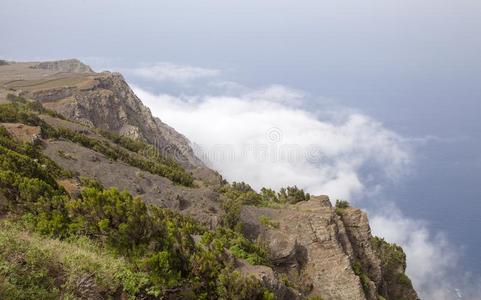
352, 260, 371, 295
0, 95, 193, 186
371, 236, 407, 275
201, 227, 268, 266
371, 236, 414, 298
335, 199, 350, 215
0, 222, 149, 300
0, 122, 270, 299
6, 94, 66, 120
98, 129, 147, 153
49, 126, 193, 186
220, 182, 310, 208
335, 199, 349, 209
277, 186, 311, 204
397, 273, 412, 286
219, 181, 310, 230
258, 215, 280, 229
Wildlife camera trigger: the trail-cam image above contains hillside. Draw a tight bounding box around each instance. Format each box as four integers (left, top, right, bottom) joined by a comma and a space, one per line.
0, 59, 418, 300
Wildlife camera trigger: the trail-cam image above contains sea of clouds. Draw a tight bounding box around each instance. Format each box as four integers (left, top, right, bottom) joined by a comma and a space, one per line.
126, 62, 478, 299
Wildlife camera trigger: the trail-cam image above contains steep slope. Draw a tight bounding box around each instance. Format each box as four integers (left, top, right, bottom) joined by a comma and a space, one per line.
0, 59, 418, 300
0, 59, 209, 177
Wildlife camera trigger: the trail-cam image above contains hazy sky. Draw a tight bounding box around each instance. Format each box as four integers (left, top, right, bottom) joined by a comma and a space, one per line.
2, 0, 480, 133
2, 1, 481, 299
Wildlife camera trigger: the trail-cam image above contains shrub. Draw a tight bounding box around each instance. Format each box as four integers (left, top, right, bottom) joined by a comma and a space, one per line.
258, 215, 279, 229
352, 260, 371, 295
371, 236, 414, 298
5, 94, 65, 119
221, 196, 243, 231
220, 183, 310, 210
260, 187, 278, 203
201, 227, 269, 266
216, 270, 263, 300
98, 129, 146, 153
278, 186, 310, 204
397, 273, 412, 286
335, 199, 350, 209
335, 200, 350, 215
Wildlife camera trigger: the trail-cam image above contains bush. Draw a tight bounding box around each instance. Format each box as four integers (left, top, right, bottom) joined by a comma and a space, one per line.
216, 270, 264, 300
397, 273, 412, 286
335, 200, 350, 215
371, 236, 414, 299
352, 260, 371, 295
220, 183, 310, 210
5, 94, 65, 120
221, 196, 243, 231
258, 215, 279, 229
260, 187, 278, 203
201, 227, 269, 266
98, 129, 146, 153
335, 200, 350, 208
278, 186, 310, 204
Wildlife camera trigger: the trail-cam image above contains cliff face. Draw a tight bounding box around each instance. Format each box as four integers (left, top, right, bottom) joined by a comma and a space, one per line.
0, 59, 205, 172
0, 59, 418, 300
241, 197, 418, 300
36, 73, 204, 169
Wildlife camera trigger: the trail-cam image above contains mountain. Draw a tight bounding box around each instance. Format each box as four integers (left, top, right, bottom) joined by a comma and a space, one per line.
0, 59, 418, 300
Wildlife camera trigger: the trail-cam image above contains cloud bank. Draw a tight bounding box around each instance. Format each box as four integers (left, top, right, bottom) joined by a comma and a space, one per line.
129, 63, 220, 83
131, 74, 477, 299
370, 205, 468, 299
134, 85, 410, 201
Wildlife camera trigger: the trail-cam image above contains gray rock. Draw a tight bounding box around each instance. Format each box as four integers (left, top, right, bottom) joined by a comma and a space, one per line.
31, 59, 93, 73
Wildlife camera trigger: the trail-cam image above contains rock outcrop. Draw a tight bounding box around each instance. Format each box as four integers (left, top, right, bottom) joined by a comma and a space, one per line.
241, 196, 418, 300
30, 59, 94, 73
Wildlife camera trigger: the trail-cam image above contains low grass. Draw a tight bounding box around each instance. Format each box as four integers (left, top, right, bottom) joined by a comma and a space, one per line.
0, 221, 147, 300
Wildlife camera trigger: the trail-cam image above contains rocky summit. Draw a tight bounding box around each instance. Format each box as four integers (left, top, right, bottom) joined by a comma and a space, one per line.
0, 59, 418, 299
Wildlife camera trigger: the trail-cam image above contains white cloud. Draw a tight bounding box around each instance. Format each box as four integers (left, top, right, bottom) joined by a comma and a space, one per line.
371, 206, 458, 299
243, 84, 306, 105
370, 204, 481, 300
129, 63, 220, 82
133, 85, 410, 200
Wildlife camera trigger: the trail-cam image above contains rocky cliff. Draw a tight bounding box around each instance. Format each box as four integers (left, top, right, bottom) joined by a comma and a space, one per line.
0, 59, 206, 172
0, 59, 418, 300
241, 197, 418, 300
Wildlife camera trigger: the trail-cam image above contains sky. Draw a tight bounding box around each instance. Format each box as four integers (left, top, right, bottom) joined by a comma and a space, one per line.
1, 1, 481, 299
